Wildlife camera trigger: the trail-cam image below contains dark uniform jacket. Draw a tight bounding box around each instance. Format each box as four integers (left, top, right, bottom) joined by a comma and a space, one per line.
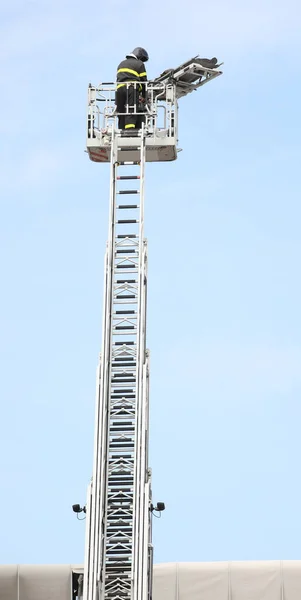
116, 56, 147, 96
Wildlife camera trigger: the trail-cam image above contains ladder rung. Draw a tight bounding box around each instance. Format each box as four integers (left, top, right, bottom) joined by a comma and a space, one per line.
117, 234, 137, 239
105, 568, 131, 574
119, 161, 140, 165
111, 386, 136, 392
108, 474, 134, 479
107, 514, 132, 519
107, 527, 133, 532
112, 378, 135, 386
106, 522, 133, 526
105, 566, 131, 572
111, 373, 136, 378
109, 444, 134, 449
111, 395, 135, 400
113, 373, 135, 378
111, 394, 136, 398
110, 423, 135, 434
109, 468, 134, 474
105, 566, 132, 571
111, 392, 135, 397
115, 326, 135, 330
115, 275, 137, 280
117, 176, 140, 180
115, 279, 138, 284
104, 566, 131, 571
105, 558, 132, 563
111, 385, 134, 390
108, 489, 132, 495
107, 497, 132, 503
107, 489, 133, 494
111, 404, 135, 408
109, 454, 132, 458
116, 294, 135, 299
106, 531, 133, 537
112, 366, 136, 371
105, 561, 132, 565
117, 220, 138, 224
116, 264, 137, 269
114, 341, 135, 346
108, 476, 133, 480
105, 568, 132, 573
106, 549, 132, 555
116, 250, 136, 255
113, 357, 135, 361
117, 190, 139, 195
115, 310, 135, 315
117, 205, 138, 209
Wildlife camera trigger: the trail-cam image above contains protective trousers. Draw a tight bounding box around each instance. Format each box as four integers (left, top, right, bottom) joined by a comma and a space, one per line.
115, 85, 140, 130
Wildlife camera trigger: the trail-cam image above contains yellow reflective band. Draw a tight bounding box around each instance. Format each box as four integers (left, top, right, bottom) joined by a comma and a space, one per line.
125, 124, 135, 129
116, 82, 141, 90
117, 67, 140, 77
139, 72, 147, 77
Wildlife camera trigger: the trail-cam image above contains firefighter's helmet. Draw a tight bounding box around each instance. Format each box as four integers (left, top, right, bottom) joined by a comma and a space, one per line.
131, 47, 149, 62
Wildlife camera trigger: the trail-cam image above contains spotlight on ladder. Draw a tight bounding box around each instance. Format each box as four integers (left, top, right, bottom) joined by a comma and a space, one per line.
150, 502, 166, 514
72, 504, 86, 514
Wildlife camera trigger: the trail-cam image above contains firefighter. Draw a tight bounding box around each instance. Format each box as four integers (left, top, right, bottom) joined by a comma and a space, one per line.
115, 47, 149, 131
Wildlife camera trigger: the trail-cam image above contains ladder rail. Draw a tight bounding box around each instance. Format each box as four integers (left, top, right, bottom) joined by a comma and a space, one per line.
96, 150, 119, 595
99, 136, 120, 600
132, 136, 149, 600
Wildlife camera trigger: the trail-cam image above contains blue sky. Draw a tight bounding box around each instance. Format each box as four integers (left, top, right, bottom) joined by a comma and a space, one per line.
1, 0, 301, 566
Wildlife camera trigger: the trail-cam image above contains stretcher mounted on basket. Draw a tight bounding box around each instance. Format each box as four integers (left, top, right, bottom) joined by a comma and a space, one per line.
150, 56, 223, 99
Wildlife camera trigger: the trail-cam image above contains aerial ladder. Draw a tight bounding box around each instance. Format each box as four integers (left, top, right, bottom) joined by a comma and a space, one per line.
74, 55, 223, 600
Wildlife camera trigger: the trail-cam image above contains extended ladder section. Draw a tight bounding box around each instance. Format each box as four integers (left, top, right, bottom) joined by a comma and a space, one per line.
83, 131, 152, 600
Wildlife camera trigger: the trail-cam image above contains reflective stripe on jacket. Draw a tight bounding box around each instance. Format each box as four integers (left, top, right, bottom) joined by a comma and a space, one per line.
116, 57, 147, 91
